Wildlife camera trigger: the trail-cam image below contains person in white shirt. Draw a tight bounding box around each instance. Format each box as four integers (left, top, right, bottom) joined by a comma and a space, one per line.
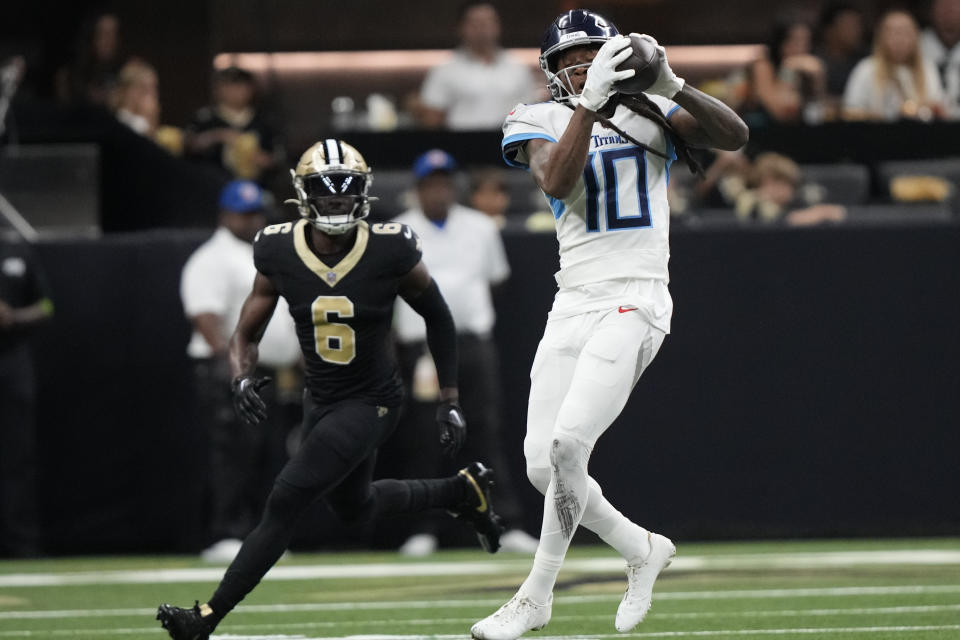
417, 2, 541, 130
181, 180, 301, 563
470, 9, 748, 640
843, 9, 947, 121
921, 0, 960, 117
391, 149, 537, 555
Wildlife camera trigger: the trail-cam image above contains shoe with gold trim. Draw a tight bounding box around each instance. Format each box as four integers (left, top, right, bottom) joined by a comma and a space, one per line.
451, 461, 504, 553
156, 601, 214, 640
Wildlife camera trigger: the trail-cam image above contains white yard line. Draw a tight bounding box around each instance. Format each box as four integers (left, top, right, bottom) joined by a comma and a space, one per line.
2, 549, 960, 587
3, 586, 960, 620
4, 624, 960, 638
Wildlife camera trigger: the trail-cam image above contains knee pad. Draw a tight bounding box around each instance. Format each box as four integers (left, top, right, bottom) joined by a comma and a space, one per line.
549, 433, 590, 477
526, 465, 551, 494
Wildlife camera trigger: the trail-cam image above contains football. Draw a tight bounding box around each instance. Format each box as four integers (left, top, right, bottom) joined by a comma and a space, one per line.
613, 34, 660, 95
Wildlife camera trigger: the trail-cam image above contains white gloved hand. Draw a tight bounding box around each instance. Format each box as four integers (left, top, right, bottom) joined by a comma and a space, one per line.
631, 33, 685, 98
578, 35, 635, 112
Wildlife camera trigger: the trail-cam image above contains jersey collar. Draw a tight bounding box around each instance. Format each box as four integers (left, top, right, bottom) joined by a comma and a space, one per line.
293, 219, 369, 287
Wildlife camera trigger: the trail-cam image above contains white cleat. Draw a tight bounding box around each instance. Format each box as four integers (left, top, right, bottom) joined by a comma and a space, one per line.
615, 532, 676, 632
471, 593, 552, 640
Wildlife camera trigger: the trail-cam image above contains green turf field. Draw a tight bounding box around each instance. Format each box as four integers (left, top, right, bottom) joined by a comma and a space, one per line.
2, 538, 959, 639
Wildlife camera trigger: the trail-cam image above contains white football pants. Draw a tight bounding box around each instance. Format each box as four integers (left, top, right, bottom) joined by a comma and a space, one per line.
518, 304, 665, 601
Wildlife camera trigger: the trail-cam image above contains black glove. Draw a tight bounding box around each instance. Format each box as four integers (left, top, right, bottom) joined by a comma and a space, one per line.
436, 401, 466, 457
231, 376, 272, 426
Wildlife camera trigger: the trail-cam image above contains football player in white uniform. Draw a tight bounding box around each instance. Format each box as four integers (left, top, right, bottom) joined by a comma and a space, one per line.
471, 10, 748, 640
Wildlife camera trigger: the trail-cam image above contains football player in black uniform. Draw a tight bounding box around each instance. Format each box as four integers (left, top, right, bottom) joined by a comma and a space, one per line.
157, 139, 505, 640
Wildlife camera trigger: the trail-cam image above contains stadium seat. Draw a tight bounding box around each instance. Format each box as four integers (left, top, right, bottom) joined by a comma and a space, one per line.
843, 203, 953, 225
799, 163, 870, 205
877, 157, 960, 207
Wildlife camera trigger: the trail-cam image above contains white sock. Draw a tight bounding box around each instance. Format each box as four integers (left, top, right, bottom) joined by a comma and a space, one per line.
579, 477, 651, 564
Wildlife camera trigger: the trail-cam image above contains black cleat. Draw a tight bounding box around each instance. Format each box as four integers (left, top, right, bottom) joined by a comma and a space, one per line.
451, 461, 505, 553
156, 601, 213, 640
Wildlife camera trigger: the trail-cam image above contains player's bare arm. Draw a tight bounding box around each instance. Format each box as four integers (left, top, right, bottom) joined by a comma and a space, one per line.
399, 259, 466, 456
669, 86, 749, 150
228, 272, 279, 379
527, 108, 596, 199
226, 271, 279, 426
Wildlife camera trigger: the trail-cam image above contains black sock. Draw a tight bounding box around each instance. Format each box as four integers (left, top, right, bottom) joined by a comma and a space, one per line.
369, 475, 467, 516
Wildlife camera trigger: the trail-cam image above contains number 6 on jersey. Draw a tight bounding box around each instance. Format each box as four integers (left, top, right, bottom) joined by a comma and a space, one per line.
311, 295, 355, 364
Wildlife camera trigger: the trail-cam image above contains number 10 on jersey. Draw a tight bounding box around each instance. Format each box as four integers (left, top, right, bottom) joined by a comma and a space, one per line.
583, 147, 652, 232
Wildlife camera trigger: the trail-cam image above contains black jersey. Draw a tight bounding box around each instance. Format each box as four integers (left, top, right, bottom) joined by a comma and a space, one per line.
253, 219, 421, 406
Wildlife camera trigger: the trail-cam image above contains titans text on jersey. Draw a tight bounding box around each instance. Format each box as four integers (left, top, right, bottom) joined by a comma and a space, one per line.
253, 219, 422, 406
502, 99, 680, 289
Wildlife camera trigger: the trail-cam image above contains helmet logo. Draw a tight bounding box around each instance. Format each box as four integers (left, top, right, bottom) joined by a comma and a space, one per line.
559, 31, 588, 43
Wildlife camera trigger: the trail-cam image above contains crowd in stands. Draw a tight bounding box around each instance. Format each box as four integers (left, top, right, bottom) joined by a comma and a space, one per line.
6, 1, 960, 231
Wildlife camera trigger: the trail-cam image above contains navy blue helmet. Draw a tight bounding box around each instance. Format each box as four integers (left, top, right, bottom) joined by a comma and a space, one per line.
539, 9, 620, 103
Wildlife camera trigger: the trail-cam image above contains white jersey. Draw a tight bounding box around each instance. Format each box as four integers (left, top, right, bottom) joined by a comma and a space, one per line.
502, 98, 679, 330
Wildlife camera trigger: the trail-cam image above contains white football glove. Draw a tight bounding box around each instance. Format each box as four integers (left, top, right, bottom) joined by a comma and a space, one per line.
631, 33, 685, 98
578, 34, 635, 112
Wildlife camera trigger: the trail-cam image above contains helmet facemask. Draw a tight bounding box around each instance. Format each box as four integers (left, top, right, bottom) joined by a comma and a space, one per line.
541, 56, 595, 105
285, 139, 377, 235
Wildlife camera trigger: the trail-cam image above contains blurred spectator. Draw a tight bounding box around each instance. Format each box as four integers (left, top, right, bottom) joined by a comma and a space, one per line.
734, 17, 827, 126
184, 66, 280, 182
734, 152, 846, 226
416, 2, 541, 130
111, 60, 158, 136
54, 11, 126, 107
843, 9, 946, 121
468, 168, 510, 227
921, 0, 960, 117
391, 150, 536, 555
0, 236, 53, 557
180, 180, 301, 563
815, 2, 868, 103
110, 59, 182, 155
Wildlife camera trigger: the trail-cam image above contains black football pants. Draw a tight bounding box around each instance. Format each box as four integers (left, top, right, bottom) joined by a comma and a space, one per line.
206, 398, 466, 623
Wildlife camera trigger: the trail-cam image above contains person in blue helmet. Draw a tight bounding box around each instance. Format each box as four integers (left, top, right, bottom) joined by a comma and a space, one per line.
471, 9, 748, 640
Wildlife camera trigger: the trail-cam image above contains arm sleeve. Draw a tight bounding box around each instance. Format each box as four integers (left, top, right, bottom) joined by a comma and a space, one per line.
403, 279, 457, 389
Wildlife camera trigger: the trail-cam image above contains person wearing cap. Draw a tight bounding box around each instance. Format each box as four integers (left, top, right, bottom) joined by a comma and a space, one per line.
184, 66, 280, 182
180, 180, 301, 563
389, 150, 537, 555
